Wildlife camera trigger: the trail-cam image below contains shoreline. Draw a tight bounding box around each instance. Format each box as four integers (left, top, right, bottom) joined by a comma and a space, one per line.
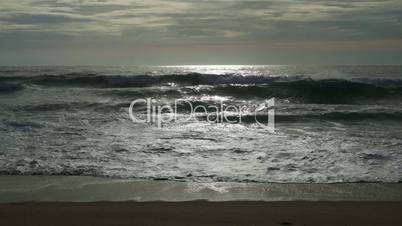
1, 201, 402, 226
1, 176, 401, 203
1, 176, 402, 225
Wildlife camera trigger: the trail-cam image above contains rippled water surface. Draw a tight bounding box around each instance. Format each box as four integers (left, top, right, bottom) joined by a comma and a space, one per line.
0, 65, 401, 182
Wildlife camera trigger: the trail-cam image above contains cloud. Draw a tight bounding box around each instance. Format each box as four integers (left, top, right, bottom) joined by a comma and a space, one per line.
0, 0, 401, 65
0, 13, 93, 24
0, 0, 401, 41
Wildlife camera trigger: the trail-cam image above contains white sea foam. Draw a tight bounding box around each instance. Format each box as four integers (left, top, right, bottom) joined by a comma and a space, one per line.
0, 65, 401, 183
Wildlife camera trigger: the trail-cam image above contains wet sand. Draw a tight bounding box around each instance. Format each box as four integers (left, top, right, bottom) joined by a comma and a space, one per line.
1, 176, 401, 225
1, 176, 401, 202
1, 201, 402, 226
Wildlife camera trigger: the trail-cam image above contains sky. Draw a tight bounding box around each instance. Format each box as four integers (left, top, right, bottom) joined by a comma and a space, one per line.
0, 0, 401, 66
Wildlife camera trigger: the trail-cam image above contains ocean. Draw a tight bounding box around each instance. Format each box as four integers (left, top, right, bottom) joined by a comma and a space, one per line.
0, 65, 401, 183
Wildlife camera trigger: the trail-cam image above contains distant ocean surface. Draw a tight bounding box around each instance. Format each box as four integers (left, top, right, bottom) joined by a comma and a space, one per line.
0, 65, 401, 183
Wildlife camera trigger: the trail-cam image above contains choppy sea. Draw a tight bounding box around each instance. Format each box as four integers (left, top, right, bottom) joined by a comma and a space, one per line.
0, 65, 401, 183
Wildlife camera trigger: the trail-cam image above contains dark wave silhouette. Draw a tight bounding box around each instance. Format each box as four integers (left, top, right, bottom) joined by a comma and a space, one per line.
208, 79, 402, 103
0, 83, 24, 93
0, 73, 286, 87
2, 73, 402, 103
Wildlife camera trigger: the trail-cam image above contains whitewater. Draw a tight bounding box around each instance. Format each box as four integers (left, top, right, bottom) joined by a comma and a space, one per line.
0, 65, 401, 183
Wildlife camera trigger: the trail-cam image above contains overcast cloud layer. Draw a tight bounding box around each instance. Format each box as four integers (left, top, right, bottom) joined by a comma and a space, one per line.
0, 0, 401, 65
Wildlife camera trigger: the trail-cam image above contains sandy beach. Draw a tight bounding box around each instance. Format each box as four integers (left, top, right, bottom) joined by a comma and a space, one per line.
1, 176, 401, 202
1, 201, 401, 226
0, 176, 401, 225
